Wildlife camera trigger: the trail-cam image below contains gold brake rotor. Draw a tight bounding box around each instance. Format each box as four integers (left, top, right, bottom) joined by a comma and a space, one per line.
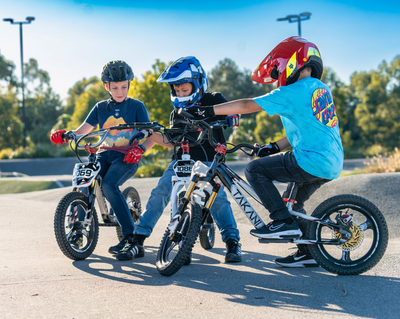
333, 221, 364, 251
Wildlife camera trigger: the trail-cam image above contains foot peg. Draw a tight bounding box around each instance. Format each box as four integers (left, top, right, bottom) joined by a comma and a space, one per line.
258, 235, 301, 244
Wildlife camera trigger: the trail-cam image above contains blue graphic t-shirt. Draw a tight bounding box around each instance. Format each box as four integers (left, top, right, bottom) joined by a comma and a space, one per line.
85, 97, 150, 154
253, 77, 343, 179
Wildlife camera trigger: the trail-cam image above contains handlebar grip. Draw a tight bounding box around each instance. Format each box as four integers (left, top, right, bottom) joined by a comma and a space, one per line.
62, 131, 75, 141
128, 135, 137, 146
177, 108, 194, 119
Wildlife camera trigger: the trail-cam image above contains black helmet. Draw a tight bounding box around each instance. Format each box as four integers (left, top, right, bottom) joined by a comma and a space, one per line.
101, 60, 134, 84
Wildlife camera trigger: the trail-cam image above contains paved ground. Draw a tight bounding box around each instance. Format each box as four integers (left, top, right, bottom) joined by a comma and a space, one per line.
0, 172, 399, 318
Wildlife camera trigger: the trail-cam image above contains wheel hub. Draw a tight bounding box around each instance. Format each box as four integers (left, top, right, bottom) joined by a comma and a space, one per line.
333, 221, 364, 251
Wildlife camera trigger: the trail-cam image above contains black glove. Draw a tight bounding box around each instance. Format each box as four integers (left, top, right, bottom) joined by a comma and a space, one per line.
257, 142, 280, 157
184, 106, 215, 119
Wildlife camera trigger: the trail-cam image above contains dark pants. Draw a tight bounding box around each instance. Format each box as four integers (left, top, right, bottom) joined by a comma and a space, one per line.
80, 151, 139, 236
244, 151, 330, 236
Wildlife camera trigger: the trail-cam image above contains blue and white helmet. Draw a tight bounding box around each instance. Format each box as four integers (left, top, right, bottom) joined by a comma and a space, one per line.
157, 56, 208, 108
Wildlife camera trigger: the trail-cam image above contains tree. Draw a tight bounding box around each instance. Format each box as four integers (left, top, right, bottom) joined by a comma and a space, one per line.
64, 77, 99, 115
208, 58, 273, 101
128, 59, 171, 126
128, 59, 173, 158
0, 54, 17, 85
351, 58, 400, 153
0, 54, 22, 150
66, 80, 109, 130
0, 87, 22, 149
21, 59, 63, 144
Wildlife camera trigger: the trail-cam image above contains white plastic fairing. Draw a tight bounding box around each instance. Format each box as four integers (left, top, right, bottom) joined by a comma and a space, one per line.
72, 162, 101, 188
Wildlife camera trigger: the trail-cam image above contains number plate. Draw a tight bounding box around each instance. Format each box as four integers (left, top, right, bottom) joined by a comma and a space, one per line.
72, 162, 101, 188
173, 160, 194, 177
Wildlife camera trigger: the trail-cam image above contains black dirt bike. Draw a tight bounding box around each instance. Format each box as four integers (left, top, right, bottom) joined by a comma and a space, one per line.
54, 125, 148, 260
155, 110, 389, 276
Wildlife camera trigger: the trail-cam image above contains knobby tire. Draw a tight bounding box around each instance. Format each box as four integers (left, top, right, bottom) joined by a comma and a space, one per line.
307, 194, 388, 275
156, 201, 203, 276
54, 191, 99, 260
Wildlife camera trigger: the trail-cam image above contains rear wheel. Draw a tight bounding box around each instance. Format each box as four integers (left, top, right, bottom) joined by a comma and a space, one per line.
307, 195, 388, 275
199, 214, 215, 250
115, 186, 142, 240
156, 201, 202, 276
54, 191, 99, 260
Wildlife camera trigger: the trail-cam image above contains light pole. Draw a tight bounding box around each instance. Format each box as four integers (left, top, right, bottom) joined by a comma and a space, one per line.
277, 12, 311, 38
3, 16, 35, 148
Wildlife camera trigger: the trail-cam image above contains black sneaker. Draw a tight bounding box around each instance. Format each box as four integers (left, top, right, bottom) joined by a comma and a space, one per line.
225, 239, 242, 263
250, 220, 302, 239
70, 232, 83, 249
275, 249, 319, 268
115, 238, 145, 260
108, 235, 134, 255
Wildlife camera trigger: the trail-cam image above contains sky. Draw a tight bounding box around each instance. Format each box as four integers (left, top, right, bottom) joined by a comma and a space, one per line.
1, 0, 400, 103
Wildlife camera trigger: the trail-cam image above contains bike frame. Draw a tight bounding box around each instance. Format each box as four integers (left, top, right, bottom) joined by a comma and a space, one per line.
177, 122, 350, 246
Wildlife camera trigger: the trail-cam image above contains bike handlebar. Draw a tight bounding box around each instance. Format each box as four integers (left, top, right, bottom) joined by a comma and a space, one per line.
177, 108, 257, 155
63, 117, 257, 156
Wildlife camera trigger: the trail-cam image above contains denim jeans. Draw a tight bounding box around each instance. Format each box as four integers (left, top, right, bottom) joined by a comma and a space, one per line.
244, 152, 329, 226
134, 160, 240, 243
80, 151, 139, 236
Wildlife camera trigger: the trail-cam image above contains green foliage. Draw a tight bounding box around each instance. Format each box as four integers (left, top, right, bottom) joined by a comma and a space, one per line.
128, 59, 174, 159
208, 58, 273, 101
0, 86, 23, 148
64, 77, 99, 115
22, 59, 63, 144
228, 117, 257, 145
0, 54, 17, 85
128, 59, 171, 126
135, 157, 169, 178
66, 80, 109, 130
253, 112, 284, 144
350, 56, 400, 152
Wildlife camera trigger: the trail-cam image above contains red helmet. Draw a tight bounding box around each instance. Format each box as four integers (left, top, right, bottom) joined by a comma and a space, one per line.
252, 36, 323, 87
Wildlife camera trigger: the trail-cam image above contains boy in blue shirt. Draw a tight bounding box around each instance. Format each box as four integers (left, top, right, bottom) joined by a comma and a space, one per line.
51, 61, 153, 257
184, 37, 344, 268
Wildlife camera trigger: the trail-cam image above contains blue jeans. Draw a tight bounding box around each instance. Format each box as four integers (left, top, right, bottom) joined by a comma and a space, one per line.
244, 152, 329, 224
83, 151, 139, 236
134, 160, 240, 243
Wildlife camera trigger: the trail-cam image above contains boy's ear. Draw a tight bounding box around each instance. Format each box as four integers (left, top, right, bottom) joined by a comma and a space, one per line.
105, 82, 110, 91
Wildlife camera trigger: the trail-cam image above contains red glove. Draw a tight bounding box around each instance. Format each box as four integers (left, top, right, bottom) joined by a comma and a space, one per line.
50, 129, 66, 144
124, 146, 144, 164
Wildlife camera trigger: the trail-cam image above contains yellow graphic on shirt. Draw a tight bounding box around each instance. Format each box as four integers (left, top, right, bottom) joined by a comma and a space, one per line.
311, 88, 338, 128
102, 116, 133, 148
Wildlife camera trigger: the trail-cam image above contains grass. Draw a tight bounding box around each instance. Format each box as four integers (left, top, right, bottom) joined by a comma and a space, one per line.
340, 147, 400, 177
364, 147, 400, 173
0, 180, 60, 194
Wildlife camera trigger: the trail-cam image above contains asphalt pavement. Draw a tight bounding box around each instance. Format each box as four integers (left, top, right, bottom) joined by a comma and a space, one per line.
0, 171, 399, 319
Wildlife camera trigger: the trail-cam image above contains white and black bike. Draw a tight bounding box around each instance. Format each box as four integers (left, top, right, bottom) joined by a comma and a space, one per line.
54, 124, 152, 260
170, 140, 216, 250
155, 111, 389, 276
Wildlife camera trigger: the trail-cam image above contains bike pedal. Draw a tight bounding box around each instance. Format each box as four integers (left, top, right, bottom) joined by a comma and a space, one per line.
202, 223, 215, 229
99, 222, 119, 227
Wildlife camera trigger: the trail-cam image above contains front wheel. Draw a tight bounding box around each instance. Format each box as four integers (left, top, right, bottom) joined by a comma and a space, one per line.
156, 201, 202, 276
54, 191, 99, 260
307, 195, 388, 275
116, 186, 142, 241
